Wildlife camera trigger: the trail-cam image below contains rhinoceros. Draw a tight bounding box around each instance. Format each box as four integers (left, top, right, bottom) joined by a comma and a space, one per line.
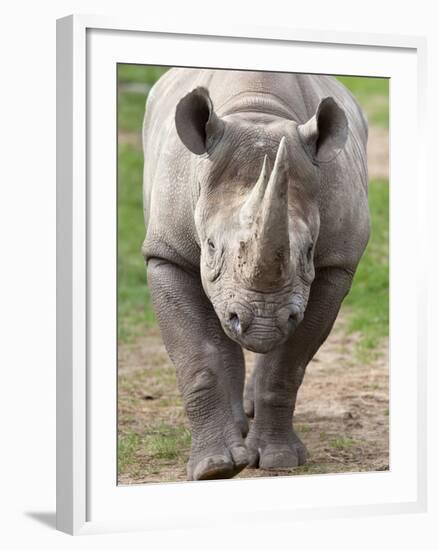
142, 68, 370, 480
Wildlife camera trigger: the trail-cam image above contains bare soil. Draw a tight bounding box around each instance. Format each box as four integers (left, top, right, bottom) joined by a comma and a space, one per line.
118, 311, 389, 484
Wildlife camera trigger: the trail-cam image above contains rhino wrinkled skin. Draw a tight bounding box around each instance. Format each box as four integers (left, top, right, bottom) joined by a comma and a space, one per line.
142, 69, 370, 480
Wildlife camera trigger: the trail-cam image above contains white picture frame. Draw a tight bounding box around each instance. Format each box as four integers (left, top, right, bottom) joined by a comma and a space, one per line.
56, 15, 428, 536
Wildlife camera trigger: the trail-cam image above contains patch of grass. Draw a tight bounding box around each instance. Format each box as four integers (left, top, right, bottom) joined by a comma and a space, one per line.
118, 91, 148, 133
118, 143, 155, 342
337, 76, 389, 128
145, 426, 191, 460
117, 67, 171, 343
118, 432, 142, 472
329, 436, 358, 451
337, 75, 388, 99
343, 180, 389, 359
159, 397, 183, 407
118, 66, 168, 133
118, 425, 191, 478
296, 424, 312, 434
118, 64, 168, 85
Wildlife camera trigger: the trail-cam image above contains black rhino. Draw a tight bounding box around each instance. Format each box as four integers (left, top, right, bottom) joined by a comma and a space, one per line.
142, 68, 370, 480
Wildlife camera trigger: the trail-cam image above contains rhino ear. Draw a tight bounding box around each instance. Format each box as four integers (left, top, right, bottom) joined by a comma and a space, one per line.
297, 97, 348, 163
175, 87, 224, 155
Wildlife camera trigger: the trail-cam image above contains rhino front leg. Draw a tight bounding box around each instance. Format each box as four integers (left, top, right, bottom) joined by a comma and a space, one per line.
147, 258, 249, 480
246, 267, 353, 470
221, 340, 248, 437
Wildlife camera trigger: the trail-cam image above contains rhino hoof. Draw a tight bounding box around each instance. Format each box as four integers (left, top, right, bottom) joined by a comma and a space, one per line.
248, 442, 307, 470
189, 445, 249, 480
260, 448, 300, 469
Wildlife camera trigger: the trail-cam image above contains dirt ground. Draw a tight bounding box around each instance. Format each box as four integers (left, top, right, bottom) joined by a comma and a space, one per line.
118, 309, 389, 484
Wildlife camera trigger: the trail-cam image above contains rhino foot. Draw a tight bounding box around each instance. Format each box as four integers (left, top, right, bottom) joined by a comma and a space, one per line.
187, 444, 249, 481
246, 432, 307, 470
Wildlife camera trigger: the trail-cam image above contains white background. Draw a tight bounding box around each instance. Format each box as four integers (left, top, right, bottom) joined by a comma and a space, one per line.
0, 0, 436, 548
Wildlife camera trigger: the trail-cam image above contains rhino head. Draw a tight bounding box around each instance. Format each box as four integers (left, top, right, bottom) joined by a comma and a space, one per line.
175, 86, 348, 353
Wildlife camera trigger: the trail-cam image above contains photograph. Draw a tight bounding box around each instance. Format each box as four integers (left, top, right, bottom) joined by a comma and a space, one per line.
117, 65, 389, 484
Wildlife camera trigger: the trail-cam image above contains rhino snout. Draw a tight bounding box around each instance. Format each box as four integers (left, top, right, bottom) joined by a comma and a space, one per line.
223, 301, 302, 353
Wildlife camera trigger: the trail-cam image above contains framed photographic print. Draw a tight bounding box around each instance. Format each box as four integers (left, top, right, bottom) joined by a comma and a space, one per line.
56, 15, 427, 535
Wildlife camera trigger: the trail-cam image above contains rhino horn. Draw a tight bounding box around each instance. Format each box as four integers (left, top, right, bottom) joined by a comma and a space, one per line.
239, 137, 291, 289
240, 155, 269, 226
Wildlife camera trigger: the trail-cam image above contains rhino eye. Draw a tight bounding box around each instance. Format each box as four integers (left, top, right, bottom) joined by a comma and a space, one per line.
207, 238, 215, 251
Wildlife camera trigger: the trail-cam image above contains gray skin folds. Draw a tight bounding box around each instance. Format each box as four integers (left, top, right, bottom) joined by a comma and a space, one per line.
142, 69, 370, 480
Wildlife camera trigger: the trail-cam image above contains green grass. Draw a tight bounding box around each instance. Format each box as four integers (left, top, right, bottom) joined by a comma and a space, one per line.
343, 180, 389, 359
118, 65, 168, 133
117, 66, 168, 133
118, 426, 191, 476
118, 432, 142, 473
118, 64, 168, 85
118, 91, 148, 133
338, 76, 389, 127
145, 426, 191, 460
329, 436, 358, 451
118, 143, 155, 342
117, 65, 389, 354
296, 424, 312, 434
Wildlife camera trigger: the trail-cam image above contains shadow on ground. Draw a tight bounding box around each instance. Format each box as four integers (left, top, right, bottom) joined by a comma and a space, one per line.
25, 511, 56, 530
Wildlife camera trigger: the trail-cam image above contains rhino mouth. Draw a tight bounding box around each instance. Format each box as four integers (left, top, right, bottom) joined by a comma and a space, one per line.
231, 325, 290, 354
220, 305, 303, 354
209, 280, 305, 352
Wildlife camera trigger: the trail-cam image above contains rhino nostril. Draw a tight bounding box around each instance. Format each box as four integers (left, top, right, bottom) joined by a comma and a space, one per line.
229, 312, 242, 335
